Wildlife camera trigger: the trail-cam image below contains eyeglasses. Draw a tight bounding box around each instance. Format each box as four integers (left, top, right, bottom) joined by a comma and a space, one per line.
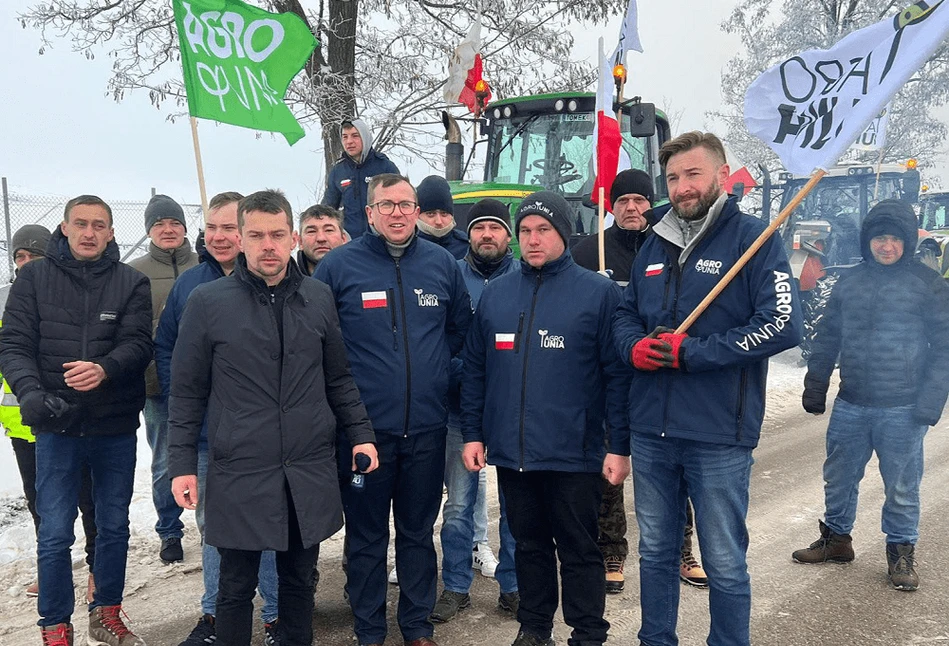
370, 200, 417, 215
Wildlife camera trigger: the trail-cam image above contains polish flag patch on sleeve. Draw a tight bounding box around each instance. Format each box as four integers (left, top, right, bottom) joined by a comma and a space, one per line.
645, 263, 664, 277
340, 179, 352, 189
495, 333, 515, 350
361, 291, 387, 309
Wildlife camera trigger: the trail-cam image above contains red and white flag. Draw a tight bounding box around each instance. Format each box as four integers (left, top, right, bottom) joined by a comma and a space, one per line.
361, 291, 387, 309
444, 18, 491, 114
495, 333, 515, 350
723, 146, 755, 197
591, 38, 622, 213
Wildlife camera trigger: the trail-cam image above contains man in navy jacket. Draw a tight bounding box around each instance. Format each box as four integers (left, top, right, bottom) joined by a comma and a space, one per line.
611, 132, 801, 646
315, 173, 472, 646
461, 191, 631, 646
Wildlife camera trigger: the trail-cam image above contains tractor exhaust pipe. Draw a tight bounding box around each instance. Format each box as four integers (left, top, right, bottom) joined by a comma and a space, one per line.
443, 111, 464, 181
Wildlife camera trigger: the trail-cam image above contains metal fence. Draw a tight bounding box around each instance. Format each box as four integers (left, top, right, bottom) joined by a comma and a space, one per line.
0, 178, 205, 284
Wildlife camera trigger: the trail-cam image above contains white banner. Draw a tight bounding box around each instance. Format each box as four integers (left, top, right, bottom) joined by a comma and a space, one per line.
611, 0, 643, 65
744, 1, 949, 175
850, 104, 890, 151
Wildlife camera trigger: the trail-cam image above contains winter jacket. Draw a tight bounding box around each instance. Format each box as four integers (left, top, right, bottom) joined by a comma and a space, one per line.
806, 201, 949, 424
572, 223, 652, 284
315, 233, 472, 435
418, 228, 470, 260
460, 251, 632, 472
613, 197, 802, 449
321, 121, 400, 238
128, 240, 199, 396
167, 256, 375, 551
0, 231, 153, 436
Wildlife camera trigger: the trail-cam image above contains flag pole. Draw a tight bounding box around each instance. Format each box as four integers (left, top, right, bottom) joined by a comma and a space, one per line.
598, 187, 606, 271
872, 147, 885, 201
674, 169, 827, 335
190, 117, 210, 220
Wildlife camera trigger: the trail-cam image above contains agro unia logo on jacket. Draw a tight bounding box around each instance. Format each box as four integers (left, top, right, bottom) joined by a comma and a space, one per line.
538, 329, 565, 349
414, 289, 439, 307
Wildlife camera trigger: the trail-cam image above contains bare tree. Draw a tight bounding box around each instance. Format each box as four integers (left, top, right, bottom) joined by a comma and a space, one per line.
708, 0, 949, 172
19, 0, 625, 179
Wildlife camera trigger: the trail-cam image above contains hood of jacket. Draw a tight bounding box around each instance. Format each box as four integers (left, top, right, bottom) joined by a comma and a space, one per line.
145, 238, 195, 267
349, 118, 374, 165
860, 199, 918, 265
46, 227, 120, 276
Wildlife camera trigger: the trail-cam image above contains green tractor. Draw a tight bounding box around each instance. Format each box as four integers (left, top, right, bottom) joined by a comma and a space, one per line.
443, 92, 671, 248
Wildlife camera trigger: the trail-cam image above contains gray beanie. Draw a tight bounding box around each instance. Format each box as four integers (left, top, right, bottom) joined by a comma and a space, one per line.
144, 195, 187, 232
11, 224, 51, 258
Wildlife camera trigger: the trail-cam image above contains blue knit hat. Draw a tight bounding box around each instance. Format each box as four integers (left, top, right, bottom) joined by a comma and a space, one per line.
416, 176, 454, 215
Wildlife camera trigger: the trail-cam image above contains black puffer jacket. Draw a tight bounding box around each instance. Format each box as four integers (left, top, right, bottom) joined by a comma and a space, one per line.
0, 230, 153, 435
806, 200, 949, 424
572, 223, 651, 284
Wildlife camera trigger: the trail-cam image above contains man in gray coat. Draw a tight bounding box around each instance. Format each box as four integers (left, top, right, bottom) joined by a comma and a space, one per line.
168, 190, 378, 646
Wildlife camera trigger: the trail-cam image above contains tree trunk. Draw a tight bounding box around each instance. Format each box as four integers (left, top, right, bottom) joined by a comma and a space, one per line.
318, 0, 358, 177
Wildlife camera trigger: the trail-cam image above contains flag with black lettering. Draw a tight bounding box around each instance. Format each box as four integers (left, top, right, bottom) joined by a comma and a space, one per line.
743, 1, 949, 174
172, 0, 317, 145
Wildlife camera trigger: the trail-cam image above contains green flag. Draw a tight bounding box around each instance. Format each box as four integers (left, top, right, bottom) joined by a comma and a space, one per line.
173, 0, 317, 145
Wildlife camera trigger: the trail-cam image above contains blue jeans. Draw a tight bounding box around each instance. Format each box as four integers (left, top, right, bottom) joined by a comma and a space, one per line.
823, 398, 927, 544
196, 447, 278, 622
473, 469, 488, 545
144, 396, 184, 540
631, 432, 754, 646
441, 426, 517, 594
34, 432, 137, 626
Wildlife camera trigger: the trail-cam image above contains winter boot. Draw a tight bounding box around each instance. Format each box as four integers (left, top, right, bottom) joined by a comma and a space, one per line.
792, 520, 854, 564
511, 631, 555, 646
87, 605, 146, 646
40, 623, 73, 646
886, 543, 919, 591
604, 556, 625, 594
177, 614, 215, 645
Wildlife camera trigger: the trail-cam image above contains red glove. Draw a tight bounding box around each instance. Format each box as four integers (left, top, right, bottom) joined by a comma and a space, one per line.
631, 337, 674, 371
657, 332, 687, 369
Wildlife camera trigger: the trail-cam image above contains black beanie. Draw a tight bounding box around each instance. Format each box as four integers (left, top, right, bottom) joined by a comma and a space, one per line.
11, 224, 51, 258
514, 191, 572, 245
865, 220, 904, 241
144, 194, 187, 232
467, 198, 512, 236
416, 176, 454, 215
610, 169, 655, 206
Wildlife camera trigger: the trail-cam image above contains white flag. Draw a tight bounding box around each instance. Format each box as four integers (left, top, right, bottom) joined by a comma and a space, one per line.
850, 104, 890, 151
443, 18, 481, 104
611, 0, 643, 65
744, 1, 949, 175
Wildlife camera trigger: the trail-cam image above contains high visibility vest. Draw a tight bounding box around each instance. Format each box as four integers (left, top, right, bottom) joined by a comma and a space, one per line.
0, 320, 34, 443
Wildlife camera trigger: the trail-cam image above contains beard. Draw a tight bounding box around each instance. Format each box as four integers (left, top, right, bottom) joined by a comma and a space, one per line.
474, 241, 506, 262
673, 180, 723, 221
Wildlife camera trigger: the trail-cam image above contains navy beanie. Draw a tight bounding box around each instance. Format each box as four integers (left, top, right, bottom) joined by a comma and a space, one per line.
514, 191, 572, 245
610, 169, 655, 206
144, 194, 187, 232
416, 176, 454, 215
467, 198, 512, 236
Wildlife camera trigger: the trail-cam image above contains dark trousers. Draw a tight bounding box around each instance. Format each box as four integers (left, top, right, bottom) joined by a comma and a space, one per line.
338, 430, 446, 644
499, 468, 609, 646
11, 436, 97, 568
596, 481, 628, 561
216, 484, 318, 646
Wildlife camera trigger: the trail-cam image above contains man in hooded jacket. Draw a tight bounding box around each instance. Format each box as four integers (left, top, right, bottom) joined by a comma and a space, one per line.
793, 199, 949, 592
322, 119, 401, 238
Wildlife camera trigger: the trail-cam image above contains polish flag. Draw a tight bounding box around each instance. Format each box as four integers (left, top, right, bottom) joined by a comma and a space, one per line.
591, 38, 622, 213
645, 263, 664, 277
723, 146, 755, 197
495, 333, 515, 350
361, 291, 387, 309
444, 18, 491, 115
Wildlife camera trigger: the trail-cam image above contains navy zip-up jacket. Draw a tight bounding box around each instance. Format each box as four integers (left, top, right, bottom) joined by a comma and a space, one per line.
613, 197, 802, 448
315, 233, 472, 435
321, 149, 400, 239
460, 251, 632, 473
418, 228, 470, 260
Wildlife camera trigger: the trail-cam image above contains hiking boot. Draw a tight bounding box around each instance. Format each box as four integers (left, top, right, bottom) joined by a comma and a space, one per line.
87, 605, 146, 646
87, 573, 96, 604
473, 543, 499, 578
604, 556, 624, 594
887, 543, 919, 591
430, 590, 471, 623
40, 623, 73, 646
680, 554, 709, 588
791, 520, 854, 564
264, 619, 280, 645
160, 537, 184, 563
511, 630, 555, 646
177, 615, 216, 646
498, 590, 520, 615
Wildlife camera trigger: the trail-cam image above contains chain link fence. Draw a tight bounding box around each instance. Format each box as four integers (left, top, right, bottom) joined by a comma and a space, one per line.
0, 178, 205, 284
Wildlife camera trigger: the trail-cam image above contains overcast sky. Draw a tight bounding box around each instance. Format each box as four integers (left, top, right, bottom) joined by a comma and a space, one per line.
0, 0, 748, 213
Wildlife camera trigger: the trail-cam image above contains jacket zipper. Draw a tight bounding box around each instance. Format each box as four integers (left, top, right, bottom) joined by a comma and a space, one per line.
518, 272, 542, 470
171, 253, 180, 279
80, 265, 90, 360
388, 288, 398, 350
660, 261, 683, 438
514, 312, 524, 353
736, 368, 748, 442
394, 259, 412, 437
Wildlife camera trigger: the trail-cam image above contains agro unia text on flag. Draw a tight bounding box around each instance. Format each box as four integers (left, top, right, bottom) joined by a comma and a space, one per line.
743, 1, 949, 175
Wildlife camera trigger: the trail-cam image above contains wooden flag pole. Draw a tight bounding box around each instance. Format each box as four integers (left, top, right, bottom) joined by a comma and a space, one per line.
674, 169, 827, 335
598, 187, 606, 271
872, 147, 885, 201
190, 117, 210, 220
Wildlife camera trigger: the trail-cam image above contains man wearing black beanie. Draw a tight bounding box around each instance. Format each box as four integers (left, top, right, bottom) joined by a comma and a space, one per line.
416, 175, 469, 259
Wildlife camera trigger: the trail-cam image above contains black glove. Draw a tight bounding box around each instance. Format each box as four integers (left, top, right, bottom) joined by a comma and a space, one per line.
19, 390, 53, 427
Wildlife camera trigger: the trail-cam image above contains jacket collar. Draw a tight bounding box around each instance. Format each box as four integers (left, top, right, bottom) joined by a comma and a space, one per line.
361, 228, 420, 259
145, 238, 194, 267
465, 248, 514, 278
234, 253, 305, 297
46, 228, 119, 275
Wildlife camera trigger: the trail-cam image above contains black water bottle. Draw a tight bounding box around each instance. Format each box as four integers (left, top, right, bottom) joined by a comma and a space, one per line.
351, 452, 371, 491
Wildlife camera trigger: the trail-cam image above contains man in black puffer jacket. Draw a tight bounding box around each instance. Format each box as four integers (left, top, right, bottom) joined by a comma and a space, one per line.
0, 194, 153, 644
793, 199, 949, 592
